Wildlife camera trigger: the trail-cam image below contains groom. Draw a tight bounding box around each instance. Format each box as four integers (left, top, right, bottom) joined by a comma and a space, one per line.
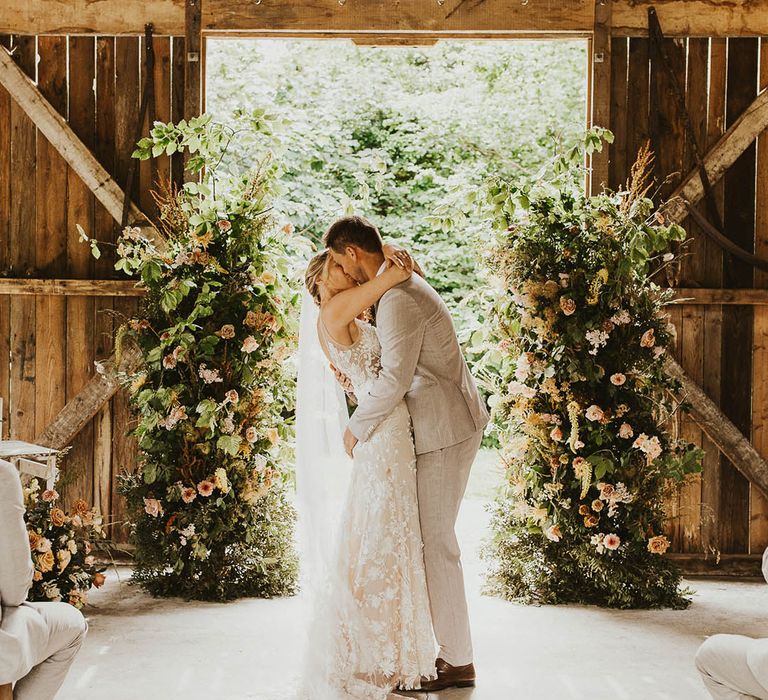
324, 215, 489, 691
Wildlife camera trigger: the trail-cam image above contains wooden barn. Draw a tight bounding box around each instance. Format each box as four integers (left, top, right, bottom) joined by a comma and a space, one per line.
1, 1, 768, 569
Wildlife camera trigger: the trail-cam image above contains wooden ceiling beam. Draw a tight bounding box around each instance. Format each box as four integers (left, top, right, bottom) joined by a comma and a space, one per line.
4, 1, 768, 37
0, 0, 595, 36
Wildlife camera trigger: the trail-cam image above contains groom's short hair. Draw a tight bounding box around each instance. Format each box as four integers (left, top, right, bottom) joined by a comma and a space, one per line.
323, 216, 383, 255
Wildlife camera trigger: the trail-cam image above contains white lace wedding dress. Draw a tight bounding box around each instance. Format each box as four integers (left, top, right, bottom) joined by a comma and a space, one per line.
298, 318, 436, 700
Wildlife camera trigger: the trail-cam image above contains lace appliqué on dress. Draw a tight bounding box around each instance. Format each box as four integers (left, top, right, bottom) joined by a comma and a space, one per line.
299, 320, 436, 700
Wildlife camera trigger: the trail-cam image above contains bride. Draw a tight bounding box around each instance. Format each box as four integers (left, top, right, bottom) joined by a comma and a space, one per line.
296, 244, 436, 699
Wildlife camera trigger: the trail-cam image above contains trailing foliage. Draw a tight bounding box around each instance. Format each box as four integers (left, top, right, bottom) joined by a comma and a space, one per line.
452, 136, 703, 608
86, 114, 305, 601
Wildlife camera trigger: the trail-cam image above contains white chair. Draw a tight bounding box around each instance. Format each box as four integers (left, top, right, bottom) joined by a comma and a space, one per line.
0, 398, 58, 489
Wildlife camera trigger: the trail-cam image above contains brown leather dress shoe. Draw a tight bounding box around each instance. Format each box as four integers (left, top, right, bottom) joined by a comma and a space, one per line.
418, 657, 476, 691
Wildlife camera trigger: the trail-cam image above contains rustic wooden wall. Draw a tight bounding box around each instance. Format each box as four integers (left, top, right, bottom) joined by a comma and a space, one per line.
608, 35, 768, 562
0, 34, 185, 540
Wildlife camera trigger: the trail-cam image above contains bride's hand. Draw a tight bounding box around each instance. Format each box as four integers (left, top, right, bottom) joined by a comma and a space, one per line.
382, 243, 412, 271
384, 251, 413, 283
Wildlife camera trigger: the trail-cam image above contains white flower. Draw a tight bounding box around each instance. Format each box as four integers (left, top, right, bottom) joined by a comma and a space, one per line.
545, 524, 562, 542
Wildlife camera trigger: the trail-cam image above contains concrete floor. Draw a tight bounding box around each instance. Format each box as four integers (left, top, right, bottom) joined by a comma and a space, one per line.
58, 498, 768, 700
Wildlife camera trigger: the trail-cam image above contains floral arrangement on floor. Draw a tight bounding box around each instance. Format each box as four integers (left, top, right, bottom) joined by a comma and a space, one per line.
445, 134, 703, 608
84, 113, 305, 601
23, 478, 107, 608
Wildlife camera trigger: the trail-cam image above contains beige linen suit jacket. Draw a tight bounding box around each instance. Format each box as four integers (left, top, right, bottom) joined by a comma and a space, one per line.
348, 271, 489, 455
0, 459, 48, 684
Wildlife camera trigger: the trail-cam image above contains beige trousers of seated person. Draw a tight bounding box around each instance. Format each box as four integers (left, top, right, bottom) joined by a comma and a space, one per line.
697, 634, 768, 700
1, 602, 87, 700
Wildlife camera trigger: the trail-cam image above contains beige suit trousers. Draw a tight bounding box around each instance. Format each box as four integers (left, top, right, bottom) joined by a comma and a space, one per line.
416, 428, 483, 667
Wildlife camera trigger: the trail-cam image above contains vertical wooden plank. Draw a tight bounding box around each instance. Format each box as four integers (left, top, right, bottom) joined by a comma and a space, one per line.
719, 37, 758, 554
139, 36, 172, 214
651, 36, 686, 550
183, 0, 202, 179
34, 36, 68, 457
153, 36, 172, 192
171, 36, 185, 187
625, 38, 649, 173
66, 35, 97, 508
608, 36, 628, 190
0, 35, 12, 436
750, 37, 768, 553
93, 36, 116, 523
677, 37, 708, 554
700, 37, 726, 556
589, 0, 612, 195
9, 36, 37, 441
112, 36, 141, 542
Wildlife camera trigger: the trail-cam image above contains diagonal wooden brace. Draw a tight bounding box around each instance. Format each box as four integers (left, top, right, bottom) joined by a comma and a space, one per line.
35, 339, 143, 451
661, 88, 768, 225
665, 356, 768, 497
0, 45, 159, 240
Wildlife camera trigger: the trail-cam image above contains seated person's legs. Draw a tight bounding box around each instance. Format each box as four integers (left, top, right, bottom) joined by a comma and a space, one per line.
12, 602, 87, 700
696, 634, 768, 700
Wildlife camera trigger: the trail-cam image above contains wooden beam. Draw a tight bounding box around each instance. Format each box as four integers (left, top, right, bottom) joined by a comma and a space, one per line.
34, 339, 142, 451
668, 553, 763, 578
8, 0, 768, 38
671, 288, 768, 305
0, 279, 145, 296
0, 47, 157, 240
588, 0, 612, 195
664, 356, 768, 498
0, 0, 595, 36
612, 0, 768, 38
184, 0, 203, 123
661, 89, 768, 225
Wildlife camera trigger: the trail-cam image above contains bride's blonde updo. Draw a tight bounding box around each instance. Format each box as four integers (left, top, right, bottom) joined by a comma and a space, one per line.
304, 250, 329, 305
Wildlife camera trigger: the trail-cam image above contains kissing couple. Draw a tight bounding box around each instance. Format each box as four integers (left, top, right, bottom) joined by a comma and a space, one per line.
295, 215, 489, 699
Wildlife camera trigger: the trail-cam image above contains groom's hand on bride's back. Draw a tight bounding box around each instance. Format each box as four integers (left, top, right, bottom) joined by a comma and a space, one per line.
331, 363, 357, 403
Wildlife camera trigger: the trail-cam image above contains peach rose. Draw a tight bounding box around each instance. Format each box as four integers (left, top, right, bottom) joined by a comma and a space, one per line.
217, 219, 232, 232
550, 426, 563, 442
610, 373, 626, 386
266, 428, 279, 447
603, 533, 621, 550
50, 508, 67, 527
545, 524, 562, 542
57, 549, 72, 572
72, 499, 90, 516
260, 271, 277, 285
217, 324, 236, 339
225, 389, 239, 404
37, 550, 55, 573
41, 489, 58, 502
181, 487, 197, 504
618, 422, 634, 439
591, 499, 604, 512
36, 537, 52, 554
578, 504, 591, 516
584, 515, 600, 528
33, 570, 43, 581
197, 480, 215, 497
647, 535, 671, 555
92, 571, 107, 588
282, 222, 294, 235
640, 328, 656, 348
241, 336, 259, 354
559, 297, 576, 316
143, 498, 164, 518
28, 530, 42, 551
585, 404, 604, 422
245, 426, 258, 444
